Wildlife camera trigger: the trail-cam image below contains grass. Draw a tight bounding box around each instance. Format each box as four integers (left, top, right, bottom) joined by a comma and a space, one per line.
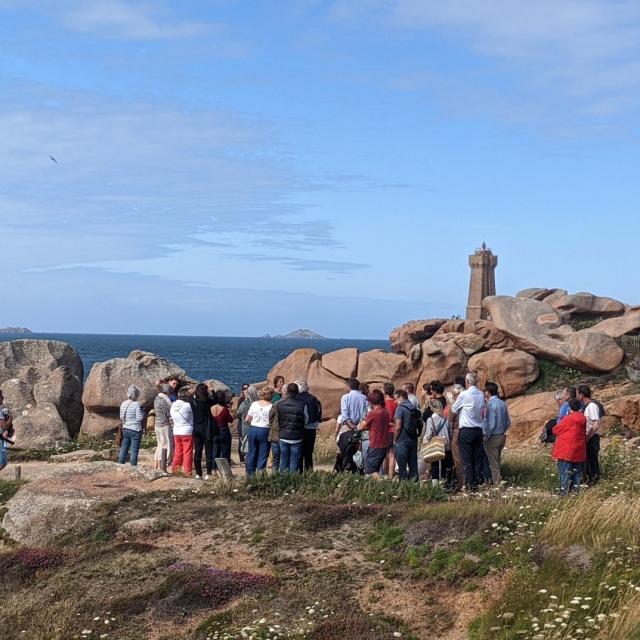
244, 470, 448, 504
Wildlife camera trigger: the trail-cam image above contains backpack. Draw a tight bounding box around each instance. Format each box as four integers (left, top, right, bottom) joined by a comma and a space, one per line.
538, 418, 557, 444
403, 406, 423, 439
593, 399, 606, 418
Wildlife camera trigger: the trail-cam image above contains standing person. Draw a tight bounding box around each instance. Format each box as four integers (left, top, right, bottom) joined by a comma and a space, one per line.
358, 382, 372, 470
393, 390, 420, 481
358, 389, 389, 479
245, 386, 274, 475
577, 385, 601, 485
383, 383, 397, 478
296, 380, 322, 472
558, 387, 576, 421
118, 385, 144, 466
552, 398, 587, 495
170, 387, 194, 476
447, 384, 465, 492
238, 385, 260, 466
272, 376, 285, 402
403, 383, 419, 410
0, 390, 14, 472
482, 382, 511, 485
191, 383, 217, 480
452, 372, 486, 491
211, 389, 233, 467
234, 384, 249, 463
336, 378, 368, 438
423, 398, 453, 485
276, 383, 308, 472
153, 384, 173, 472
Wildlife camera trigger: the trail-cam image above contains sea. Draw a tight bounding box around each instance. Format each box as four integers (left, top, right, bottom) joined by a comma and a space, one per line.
0, 333, 389, 392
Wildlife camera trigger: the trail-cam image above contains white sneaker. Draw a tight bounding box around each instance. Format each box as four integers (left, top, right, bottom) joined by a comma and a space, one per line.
195, 474, 202, 480
204, 474, 211, 480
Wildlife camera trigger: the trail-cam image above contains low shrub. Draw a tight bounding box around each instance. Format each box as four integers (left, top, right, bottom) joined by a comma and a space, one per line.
166, 563, 274, 610
0, 547, 66, 582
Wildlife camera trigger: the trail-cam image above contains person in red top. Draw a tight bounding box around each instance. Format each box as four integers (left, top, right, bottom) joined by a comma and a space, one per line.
358, 389, 390, 479
383, 382, 397, 478
552, 398, 587, 495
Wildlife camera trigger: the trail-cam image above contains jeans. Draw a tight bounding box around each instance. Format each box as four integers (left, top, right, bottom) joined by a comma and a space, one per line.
395, 437, 418, 481
586, 435, 600, 485
558, 460, 582, 495
246, 427, 270, 475
279, 440, 303, 473
193, 433, 213, 476
483, 434, 506, 484
458, 428, 484, 489
173, 435, 194, 475
271, 441, 281, 471
119, 428, 142, 466
301, 428, 317, 472
213, 428, 232, 469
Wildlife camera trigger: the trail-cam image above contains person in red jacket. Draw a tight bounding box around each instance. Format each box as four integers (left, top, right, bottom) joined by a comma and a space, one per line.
552, 398, 587, 495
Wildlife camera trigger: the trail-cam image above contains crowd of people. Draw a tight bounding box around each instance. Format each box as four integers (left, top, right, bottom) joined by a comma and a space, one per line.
0, 367, 604, 495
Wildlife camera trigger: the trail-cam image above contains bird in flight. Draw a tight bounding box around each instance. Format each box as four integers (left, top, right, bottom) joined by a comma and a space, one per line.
49, 155, 58, 164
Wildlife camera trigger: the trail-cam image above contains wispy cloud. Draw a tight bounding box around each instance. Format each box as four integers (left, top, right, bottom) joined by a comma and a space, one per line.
331, 0, 640, 128
223, 252, 371, 274
0, 0, 218, 40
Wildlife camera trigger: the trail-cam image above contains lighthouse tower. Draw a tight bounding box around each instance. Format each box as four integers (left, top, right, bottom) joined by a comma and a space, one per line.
466, 242, 497, 320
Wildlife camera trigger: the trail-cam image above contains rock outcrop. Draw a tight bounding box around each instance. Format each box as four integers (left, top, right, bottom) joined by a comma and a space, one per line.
389, 319, 448, 354
81, 350, 187, 437
548, 292, 625, 320
483, 296, 624, 372
507, 392, 558, 444
605, 395, 640, 432
0, 340, 84, 448
1, 462, 169, 545
585, 308, 640, 338
468, 348, 539, 398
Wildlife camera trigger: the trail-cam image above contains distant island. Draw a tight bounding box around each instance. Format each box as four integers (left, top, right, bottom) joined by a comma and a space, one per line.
0, 327, 32, 334
263, 329, 327, 339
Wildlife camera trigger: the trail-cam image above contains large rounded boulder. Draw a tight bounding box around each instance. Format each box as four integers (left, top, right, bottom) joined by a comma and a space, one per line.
389, 318, 448, 354
81, 350, 187, 436
506, 391, 558, 445
0, 340, 84, 448
483, 296, 624, 372
468, 348, 539, 398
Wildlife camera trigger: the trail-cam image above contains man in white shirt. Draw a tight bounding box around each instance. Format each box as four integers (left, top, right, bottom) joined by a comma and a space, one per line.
577, 384, 601, 485
451, 371, 486, 490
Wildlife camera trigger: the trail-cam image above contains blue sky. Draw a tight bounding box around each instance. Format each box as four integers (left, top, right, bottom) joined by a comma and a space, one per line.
2, 1, 639, 338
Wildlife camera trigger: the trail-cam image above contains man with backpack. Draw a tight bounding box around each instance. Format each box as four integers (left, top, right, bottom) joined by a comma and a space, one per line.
452, 371, 486, 490
577, 384, 602, 485
393, 389, 421, 481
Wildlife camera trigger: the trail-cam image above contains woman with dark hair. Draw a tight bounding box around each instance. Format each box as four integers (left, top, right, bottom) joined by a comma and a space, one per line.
358, 389, 388, 479
191, 383, 217, 480
211, 389, 233, 467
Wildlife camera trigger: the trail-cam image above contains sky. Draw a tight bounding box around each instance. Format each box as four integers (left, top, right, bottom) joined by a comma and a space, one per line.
1, 0, 640, 339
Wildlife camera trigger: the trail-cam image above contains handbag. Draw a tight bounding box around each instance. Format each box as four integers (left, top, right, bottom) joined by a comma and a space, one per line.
420, 417, 447, 463
116, 400, 132, 447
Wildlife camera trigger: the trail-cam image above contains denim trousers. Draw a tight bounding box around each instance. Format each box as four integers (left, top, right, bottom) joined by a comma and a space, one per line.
119, 428, 142, 466
558, 459, 582, 495
279, 440, 303, 473
246, 426, 270, 475
395, 438, 418, 481
212, 428, 232, 469
271, 441, 281, 471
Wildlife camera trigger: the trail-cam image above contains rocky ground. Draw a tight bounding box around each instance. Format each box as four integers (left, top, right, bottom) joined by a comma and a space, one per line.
1, 440, 640, 640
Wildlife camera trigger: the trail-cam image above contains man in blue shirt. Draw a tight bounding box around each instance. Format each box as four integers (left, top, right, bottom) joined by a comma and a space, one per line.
482, 381, 511, 485
393, 390, 419, 481
336, 378, 368, 437
557, 387, 576, 421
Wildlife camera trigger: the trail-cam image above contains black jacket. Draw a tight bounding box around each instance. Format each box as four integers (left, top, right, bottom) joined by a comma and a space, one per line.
276, 396, 306, 441
191, 398, 218, 440
297, 391, 322, 424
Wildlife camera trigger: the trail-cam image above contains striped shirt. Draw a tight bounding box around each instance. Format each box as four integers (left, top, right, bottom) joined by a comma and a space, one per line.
120, 400, 144, 432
